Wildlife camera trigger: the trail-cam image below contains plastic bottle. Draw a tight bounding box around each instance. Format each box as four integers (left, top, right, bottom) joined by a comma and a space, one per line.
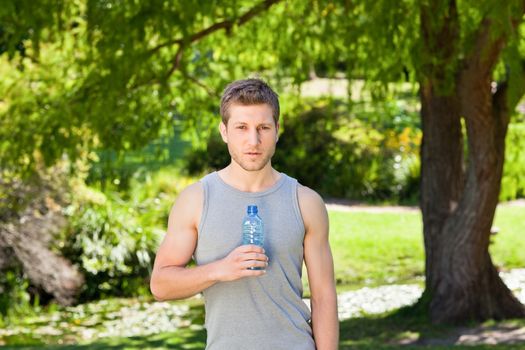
242, 205, 264, 270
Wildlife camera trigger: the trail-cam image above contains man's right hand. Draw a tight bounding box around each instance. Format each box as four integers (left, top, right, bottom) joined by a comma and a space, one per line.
212, 245, 269, 282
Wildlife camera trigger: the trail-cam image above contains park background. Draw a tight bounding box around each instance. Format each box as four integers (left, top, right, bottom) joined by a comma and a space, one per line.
1, 0, 525, 349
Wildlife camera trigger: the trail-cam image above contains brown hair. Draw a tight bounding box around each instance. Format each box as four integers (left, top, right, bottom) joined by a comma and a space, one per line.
220, 78, 280, 125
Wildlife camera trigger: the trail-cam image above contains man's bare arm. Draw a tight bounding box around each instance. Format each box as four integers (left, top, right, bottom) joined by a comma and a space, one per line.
300, 186, 339, 350
150, 182, 268, 301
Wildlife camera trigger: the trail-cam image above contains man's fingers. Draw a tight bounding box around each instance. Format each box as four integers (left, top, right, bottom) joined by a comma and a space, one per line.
242, 252, 268, 261
243, 259, 268, 269
238, 244, 265, 254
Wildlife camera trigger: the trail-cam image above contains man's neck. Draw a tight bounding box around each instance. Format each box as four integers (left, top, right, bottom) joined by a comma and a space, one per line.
218, 163, 281, 193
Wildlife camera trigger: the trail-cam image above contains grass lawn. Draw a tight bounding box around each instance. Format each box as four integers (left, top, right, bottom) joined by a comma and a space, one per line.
2, 204, 524, 349
328, 203, 525, 291
329, 209, 424, 290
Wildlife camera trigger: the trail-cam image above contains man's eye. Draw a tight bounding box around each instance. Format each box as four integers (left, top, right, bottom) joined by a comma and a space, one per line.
237, 125, 246, 129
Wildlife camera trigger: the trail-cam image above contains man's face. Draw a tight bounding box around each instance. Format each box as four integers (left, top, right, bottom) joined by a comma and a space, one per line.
220, 103, 279, 172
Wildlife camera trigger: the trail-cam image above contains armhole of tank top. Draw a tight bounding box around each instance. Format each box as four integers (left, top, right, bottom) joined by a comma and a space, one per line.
291, 178, 306, 235
197, 176, 210, 240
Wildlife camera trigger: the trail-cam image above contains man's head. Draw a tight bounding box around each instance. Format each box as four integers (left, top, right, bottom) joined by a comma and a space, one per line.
220, 78, 280, 126
219, 78, 280, 172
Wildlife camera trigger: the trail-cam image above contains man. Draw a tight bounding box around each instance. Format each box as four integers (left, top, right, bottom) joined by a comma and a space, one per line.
150, 78, 338, 349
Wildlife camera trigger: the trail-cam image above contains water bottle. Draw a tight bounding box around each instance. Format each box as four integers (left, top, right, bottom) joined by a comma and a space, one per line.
242, 205, 264, 270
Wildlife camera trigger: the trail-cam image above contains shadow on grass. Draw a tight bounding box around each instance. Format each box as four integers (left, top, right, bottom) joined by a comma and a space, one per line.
339, 305, 525, 350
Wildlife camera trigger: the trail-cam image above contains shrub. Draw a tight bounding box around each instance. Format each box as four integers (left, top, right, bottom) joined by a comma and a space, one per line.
60, 184, 158, 300
273, 100, 421, 201
60, 169, 197, 301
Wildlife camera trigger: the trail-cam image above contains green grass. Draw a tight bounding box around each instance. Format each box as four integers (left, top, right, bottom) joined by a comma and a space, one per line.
329, 204, 525, 291
491, 204, 525, 269
329, 210, 424, 289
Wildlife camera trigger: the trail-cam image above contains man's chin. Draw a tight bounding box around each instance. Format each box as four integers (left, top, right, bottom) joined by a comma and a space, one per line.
238, 160, 269, 172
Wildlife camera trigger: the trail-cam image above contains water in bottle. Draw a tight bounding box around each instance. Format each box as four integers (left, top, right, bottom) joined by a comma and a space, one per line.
242, 205, 264, 270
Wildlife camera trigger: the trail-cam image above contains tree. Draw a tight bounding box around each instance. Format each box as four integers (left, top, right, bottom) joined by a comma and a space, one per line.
274, 0, 525, 323
305, 0, 525, 323
2, 0, 525, 323
416, 0, 525, 323
0, 0, 283, 305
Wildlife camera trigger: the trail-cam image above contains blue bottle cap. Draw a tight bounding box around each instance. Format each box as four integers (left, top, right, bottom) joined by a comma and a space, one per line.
247, 205, 258, 214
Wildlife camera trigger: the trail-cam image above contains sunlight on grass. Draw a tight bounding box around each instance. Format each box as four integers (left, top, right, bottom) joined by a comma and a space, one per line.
328, 204, 525, 290
328, 210, 424, 288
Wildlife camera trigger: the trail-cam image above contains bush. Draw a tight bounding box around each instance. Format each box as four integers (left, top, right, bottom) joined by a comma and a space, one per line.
0, 268, 32, 321
274, 100, 421, 201
60, 169, 197, 301
61, 188, 158, 300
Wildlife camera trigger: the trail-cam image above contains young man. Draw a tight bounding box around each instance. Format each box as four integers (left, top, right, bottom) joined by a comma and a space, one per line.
150, 78, 338, 349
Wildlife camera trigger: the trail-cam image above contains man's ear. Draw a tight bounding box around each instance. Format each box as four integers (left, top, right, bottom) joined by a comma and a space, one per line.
219, 122, 228, 143
276, 122, 280, 142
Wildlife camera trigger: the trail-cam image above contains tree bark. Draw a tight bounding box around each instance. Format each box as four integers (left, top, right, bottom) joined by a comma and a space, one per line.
0, 212, 84, 306
419, 1, 525, 323
0, 174, 84, 306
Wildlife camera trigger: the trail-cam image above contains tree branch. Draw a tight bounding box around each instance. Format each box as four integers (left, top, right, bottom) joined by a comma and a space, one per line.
419, 0, 460, 85
165, 44, 185, 80
150, 0, 283, 54
463, 3, 525, 78
462, 18, 506, 78
181, 71, 220, 98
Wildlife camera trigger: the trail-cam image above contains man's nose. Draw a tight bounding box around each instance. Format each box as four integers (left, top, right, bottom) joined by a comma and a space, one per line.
247, 129, 260, 146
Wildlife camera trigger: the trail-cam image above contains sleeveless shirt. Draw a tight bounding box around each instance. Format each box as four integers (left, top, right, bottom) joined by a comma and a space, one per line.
194, 172, 315, 350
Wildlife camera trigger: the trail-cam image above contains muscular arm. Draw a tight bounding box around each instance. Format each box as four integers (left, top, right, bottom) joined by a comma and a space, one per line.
150, 182, 268, 301
299, 186, 339, 350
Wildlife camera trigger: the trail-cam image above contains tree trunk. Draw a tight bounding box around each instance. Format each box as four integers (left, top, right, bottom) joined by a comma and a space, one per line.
419, 4, 525, 323
0, 211, 84, 306
0, 173, 84, 306
421, 80, 525, 322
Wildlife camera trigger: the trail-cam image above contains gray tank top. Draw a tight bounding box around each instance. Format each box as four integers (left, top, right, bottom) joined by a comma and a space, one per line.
194, 172, 315, 350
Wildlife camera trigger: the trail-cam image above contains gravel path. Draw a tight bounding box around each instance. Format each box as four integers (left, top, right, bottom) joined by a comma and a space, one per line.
335, 269, 525, 320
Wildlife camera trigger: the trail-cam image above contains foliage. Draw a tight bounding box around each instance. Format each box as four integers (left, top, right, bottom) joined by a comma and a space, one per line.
0, 268, 32, 322
276, 98, 421, 201
0, 0, 283, 177
61, 189, 155, 300
86, 126, 190, 191
61, 187, 153, 300
500, 122, 525, 201
58, 168, 196, 301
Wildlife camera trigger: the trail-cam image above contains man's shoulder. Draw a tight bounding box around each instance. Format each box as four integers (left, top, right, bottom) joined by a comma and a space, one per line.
295, 183, 328, 233
172, 180, 204, 212
296, 183, 327, 223
278, 171, 324, 206
296, 183, 324, 206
